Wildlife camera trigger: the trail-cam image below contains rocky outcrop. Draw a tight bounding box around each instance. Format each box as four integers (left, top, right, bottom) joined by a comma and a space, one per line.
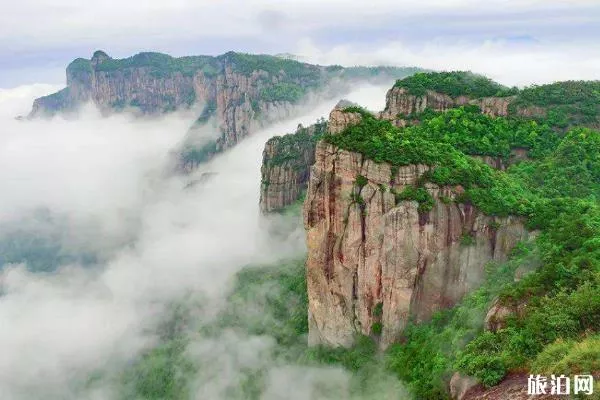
30, 51, 420, 168
462, 373, 560, 400
379, 87, 515, 124
379, 87, 469, 120
259, 121, 326, 212
484, 297, 528, 332
471, 148, 529, 171
303, 141, 530, 348
327, 100, 364, 134
451, 373, 479, 400
484, 299, 514, 332
259, 100, 364, 213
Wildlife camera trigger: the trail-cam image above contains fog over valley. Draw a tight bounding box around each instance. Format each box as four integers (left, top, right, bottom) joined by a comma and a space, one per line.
0, 84, 405, 399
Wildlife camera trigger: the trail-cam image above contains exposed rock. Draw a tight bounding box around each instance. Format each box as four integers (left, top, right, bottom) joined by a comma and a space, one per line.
484, 298, 528, 332
328, 101, 364, 134
259, 121, 327, 212
29, 51, 420, 169
473, 96, 514, 117
471, 148, 530, 171
379, 87, 467, 120
303, 141, 530, 348
379, 87, 514, 125
462, 373, 561, 400
451, 372, 479, 400
484, 298, 514, 332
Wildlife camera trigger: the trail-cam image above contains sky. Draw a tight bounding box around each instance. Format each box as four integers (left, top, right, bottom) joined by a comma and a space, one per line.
1, 0, 600, 87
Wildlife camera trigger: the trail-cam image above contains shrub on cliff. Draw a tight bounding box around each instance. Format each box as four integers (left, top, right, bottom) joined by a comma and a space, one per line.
393, 71, 517, 98
326, 96, 600, 397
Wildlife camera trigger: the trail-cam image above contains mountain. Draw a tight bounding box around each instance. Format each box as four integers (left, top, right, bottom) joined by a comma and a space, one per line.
28, 50, 421, 168
258, 71, 600, 399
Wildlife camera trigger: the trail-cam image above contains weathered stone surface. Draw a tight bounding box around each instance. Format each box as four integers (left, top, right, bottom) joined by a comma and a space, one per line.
462, 373, 562, 400
328, 101, 364, 134
451, 372, 479, 400
259, 123, 324, 212
473, 96, 514, 117
484, 298, 514, 332
304, 142, 530, 348
484, 297, 528, 332
378, 87, 515, 124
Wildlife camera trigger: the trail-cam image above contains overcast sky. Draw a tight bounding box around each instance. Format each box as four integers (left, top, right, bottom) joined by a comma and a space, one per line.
1, 0, 600, 87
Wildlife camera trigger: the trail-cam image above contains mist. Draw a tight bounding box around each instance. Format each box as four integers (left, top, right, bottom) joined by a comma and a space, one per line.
0, 84, 404, 399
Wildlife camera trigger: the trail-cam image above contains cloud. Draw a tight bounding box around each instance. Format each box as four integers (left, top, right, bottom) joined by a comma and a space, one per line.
1, 0, 599, 87
294, 38, 600, 87
0, 83, 392, 399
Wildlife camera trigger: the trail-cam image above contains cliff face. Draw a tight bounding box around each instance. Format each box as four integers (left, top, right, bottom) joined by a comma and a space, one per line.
303, 141, 529, 348
30, 51, 419, 169
379, 87, 514, 125
259, 121, 327, 212
258, 100, 357, 213
302, 89, 533, 349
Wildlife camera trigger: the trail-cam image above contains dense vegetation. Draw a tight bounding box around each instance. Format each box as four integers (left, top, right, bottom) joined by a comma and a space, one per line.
394, 71, 518, 98
509, 80, 600, 128
66, 58, 93, 74
264, 118, 327, 168
120, 255, 403, 399
219, 52, 323, 82
259, 82, 306, 103
392, 72, 600, 129
323, 98, 600, 398
325, 106, 548, 217
93, 52, 215, 78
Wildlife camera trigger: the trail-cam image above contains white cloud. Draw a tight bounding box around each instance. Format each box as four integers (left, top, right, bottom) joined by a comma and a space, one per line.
0, 83, 391, 399
0, 0, 597, 53
295, 38, 600, 87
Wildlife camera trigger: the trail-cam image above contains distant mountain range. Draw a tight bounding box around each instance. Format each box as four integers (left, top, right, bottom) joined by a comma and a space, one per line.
28, 50, 421, 167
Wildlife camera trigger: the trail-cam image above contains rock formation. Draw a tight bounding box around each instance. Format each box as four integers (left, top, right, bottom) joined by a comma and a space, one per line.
327, 100, 364, 134
450, 372, 479, 400
302, 87, 533, 348
259, 120, 327, 212
303, 141, 530, 348
379, 87, 515, 125
29, 51, 419, 168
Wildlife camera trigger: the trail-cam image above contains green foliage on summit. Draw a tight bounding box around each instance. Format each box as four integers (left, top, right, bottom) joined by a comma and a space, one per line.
323, 91, 600, 398
394, 71, 517, 98
324, 106, 547, 217
221, 52, 322, 82
259, 82, 306, 103
265, 118, 328, 168
66, 58, 93, 73
509, 80, 600, 128
93, 52, 215, 77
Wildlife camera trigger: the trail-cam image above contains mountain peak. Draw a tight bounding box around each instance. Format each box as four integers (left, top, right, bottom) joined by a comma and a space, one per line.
91, 50, 111, 65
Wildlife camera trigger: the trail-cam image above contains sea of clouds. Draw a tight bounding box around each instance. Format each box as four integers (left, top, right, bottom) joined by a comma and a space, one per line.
0, 83, 410, 399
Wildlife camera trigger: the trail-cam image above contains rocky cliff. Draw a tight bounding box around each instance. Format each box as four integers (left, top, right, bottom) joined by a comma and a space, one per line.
379, 73, 600, 130
303, 140, 529, 348
300, 79, 541, 348
379, 87, 514, 126
259, 119, 327, 212
29, 51, 419, 169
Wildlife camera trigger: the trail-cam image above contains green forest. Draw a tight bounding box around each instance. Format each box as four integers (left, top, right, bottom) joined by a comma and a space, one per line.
321, 87, 600, 397
123, 75, 600, 399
